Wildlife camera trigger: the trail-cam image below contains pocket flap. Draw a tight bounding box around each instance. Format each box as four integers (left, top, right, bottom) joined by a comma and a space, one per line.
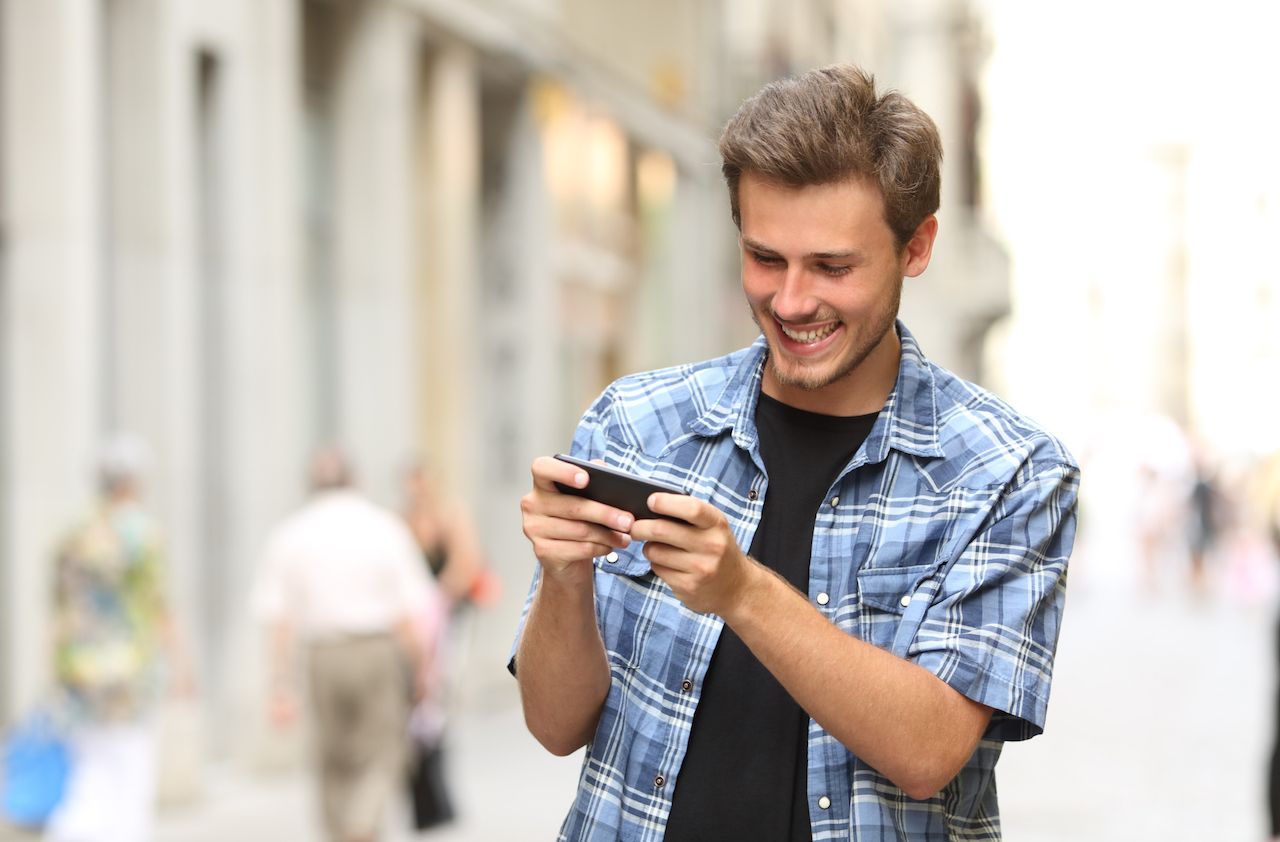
593, 543, 652, 578
855, 563, 935, 614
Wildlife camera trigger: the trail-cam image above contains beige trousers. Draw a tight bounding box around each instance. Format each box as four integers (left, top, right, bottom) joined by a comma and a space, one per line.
307, 634, 409, 842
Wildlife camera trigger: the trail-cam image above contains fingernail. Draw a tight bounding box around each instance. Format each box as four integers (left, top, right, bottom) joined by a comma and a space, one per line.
617, 513, 633, 530
575, 471, 588, 486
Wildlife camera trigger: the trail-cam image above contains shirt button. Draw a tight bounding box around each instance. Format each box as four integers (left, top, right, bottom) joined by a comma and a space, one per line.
654, 774, 666, 788
899, 594, 911, 608
816, 592, 830, 606
680, 679, 693, 692
829, 496, 839, 507
748, 488, 758, 501
818, 795, 832, 810
605, 552, 619, 563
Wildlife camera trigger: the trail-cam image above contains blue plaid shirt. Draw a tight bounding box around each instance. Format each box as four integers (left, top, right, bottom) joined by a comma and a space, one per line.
513, 322, 1078, 841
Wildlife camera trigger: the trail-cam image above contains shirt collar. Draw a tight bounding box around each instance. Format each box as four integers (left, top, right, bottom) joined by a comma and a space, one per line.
689, 321, 943, 462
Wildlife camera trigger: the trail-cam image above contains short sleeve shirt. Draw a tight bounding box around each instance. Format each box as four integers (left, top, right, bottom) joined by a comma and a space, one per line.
253, 490, 434, 639
510, 322, 1079, 841
54, 502, 169, 722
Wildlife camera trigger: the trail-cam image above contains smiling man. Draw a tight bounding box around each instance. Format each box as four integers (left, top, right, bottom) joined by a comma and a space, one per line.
513, 65, 1079, 841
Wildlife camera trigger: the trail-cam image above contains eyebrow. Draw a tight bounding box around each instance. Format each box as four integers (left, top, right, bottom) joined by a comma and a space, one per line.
741, 237, 863, 261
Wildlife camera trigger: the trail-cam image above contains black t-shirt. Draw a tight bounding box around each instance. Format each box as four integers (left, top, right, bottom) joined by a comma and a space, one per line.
663, 393, 877, 841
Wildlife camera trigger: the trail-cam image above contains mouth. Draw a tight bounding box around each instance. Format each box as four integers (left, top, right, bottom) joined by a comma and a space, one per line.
777, 319, 841, 346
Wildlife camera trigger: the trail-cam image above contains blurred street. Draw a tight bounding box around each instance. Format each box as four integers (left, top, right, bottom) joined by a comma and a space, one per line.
6, 1, 1280, 839
151, 686, 583, 842
131, 567, 1273, 841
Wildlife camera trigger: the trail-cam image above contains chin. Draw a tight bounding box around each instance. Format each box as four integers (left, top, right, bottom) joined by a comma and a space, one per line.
768, 356, 845, 392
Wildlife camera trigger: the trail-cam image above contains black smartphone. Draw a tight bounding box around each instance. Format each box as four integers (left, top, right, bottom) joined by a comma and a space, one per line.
553, 454, 687, 521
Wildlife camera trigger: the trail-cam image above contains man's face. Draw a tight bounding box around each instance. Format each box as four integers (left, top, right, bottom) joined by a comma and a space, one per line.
738, 171, 935, 416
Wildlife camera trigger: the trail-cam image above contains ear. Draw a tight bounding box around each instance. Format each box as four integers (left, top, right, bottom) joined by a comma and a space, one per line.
901, 215, 938, 278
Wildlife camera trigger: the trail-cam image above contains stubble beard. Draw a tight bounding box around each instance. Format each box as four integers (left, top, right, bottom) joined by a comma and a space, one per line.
750, 283, 901, 393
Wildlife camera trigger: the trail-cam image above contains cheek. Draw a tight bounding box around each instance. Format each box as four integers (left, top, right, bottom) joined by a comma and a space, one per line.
741, 270, 773, 308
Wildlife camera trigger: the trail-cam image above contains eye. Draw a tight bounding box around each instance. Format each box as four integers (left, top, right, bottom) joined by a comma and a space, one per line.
816, 263, 852, 277
748, 251, 784, 268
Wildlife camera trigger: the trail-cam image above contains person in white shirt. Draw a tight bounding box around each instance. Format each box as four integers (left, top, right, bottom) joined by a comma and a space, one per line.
253, 445, 435, 842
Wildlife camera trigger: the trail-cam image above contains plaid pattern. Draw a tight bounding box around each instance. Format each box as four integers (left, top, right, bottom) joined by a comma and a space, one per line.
512, 322, 1078, 841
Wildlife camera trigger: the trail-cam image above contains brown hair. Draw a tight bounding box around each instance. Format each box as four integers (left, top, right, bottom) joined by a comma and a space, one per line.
719, 65, 942, 250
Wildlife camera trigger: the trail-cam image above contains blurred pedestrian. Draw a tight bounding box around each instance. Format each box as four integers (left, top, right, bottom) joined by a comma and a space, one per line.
513, 65, 1078, 840
252, 445, 435, 842
400, 459, 498, 830
402, 459, 498, 608
45, 434, 193, 842
1185, 448, 1225, 592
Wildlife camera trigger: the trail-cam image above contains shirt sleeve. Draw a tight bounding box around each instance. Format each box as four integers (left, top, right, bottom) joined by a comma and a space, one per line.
908, 460, 1079, 741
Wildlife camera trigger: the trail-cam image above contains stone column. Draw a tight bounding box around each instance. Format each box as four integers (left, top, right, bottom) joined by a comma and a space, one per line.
415, 41, 481, 504
332, 0, 421, 504
223, 0, 309, 756
466, 82, 557, 697
0, 0, 103, 716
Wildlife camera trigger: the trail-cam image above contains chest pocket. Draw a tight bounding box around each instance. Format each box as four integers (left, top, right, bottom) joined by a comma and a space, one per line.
593, 543, 652, 578
854, 562, 935, 651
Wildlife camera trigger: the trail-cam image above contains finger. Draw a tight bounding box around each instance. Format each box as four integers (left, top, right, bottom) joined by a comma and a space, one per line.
522, 485, 635, 533
543, 492, 636, 533
642, 540, 684, 571
646, 553, 694, 594
526, 512, 631, 550
629, 517, 693, 549
539, 540, 620, 565
531, 455, 588, 492
646, 492, 721, 528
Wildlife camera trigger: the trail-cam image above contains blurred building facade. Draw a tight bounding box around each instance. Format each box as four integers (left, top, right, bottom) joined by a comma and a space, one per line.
977, 0, 1280, 464
0, 0, 1003, 760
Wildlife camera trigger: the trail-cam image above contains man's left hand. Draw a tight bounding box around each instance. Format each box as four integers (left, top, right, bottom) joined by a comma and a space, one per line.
629, 493, 758, 615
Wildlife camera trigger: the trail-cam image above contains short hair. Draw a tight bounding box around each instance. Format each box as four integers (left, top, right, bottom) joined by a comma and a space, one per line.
719, 64, 943, 250
98, 433, 152, 495
308, 444, 353, 492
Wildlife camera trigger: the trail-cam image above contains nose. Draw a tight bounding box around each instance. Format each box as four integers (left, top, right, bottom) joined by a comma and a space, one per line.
770, 265, 817, 322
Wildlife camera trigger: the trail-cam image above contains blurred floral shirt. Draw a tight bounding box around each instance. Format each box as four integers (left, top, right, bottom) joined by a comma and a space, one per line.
53, 501, 167, 723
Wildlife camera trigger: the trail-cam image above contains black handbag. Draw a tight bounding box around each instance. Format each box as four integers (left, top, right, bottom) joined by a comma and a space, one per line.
408, 738, 454, 830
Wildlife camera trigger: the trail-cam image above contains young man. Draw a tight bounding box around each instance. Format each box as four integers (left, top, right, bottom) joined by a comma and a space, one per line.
513, 65, 1078, 840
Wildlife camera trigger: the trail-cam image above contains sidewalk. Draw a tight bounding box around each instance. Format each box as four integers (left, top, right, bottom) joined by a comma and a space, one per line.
10, 568, 1271, 840
154, 689, 582, 842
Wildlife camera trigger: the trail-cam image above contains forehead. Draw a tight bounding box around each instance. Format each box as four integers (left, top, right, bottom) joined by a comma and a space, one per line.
738, 171, 894, 253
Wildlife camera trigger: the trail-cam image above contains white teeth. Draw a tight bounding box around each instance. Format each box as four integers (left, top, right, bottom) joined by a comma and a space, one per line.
780, 323, 838, 343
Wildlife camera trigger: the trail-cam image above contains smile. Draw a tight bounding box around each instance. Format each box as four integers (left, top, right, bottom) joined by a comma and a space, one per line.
778, 321, 839, 344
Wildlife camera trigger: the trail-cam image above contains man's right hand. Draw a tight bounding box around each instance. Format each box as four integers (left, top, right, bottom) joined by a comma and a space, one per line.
516, 456, 619, 755
519, 456, 635, 584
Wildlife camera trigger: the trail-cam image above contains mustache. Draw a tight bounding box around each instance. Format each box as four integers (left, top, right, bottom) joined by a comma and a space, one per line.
750, 306, 841, 327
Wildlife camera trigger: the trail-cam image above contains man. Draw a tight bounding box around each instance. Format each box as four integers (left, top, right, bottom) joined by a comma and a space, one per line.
253, 446, 435, 842
46, 434, 193, 842
513, 65, 1078, 840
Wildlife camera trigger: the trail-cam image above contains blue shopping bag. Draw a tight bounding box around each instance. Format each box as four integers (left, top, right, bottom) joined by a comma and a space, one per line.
1, 711, 71, 827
